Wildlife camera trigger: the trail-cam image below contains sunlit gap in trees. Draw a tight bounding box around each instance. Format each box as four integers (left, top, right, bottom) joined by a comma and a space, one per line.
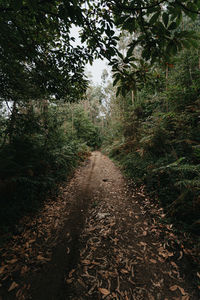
70, 25, 111, 85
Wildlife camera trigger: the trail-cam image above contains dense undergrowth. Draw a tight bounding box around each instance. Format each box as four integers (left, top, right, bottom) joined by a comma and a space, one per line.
103, 42, 200, 236
0, 102, 101, 234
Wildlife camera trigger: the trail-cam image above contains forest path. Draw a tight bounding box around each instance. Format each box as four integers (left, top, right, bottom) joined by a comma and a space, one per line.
0, 151, 199, 299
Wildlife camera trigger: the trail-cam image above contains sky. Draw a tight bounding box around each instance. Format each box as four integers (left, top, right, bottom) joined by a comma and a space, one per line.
71, 25, 110, 85
86, 59, 109, 84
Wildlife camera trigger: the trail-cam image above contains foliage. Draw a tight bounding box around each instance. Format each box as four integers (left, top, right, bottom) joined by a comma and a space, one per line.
103, 26, 200, 234
0, 102, 99, 231
0, 0, 200, 103
73, 107, 102, 148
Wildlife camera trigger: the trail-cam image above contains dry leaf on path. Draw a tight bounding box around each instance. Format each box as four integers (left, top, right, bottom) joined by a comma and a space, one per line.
37, 255, 50, 262
66, 278, 73, 284
170, 285, 178, 291
120, 269, 129, 274
171, 262, 178, 269
7, 259, 18, 264
81, 259, 91, 265
0, 265, 7, 274
148, 292, 155, 300
69, 269, 75, 278
8, 281, 18, 292
181, 295, 190, 300
178, 251, 183, 260
177, 286, 186, 295
98, 288, 110, 296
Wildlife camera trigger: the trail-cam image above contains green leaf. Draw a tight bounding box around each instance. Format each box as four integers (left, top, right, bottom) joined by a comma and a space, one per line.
121, 86, 126, 97
113, 77, 120, 86
130, 63, 137, 69
116, 86, 121, 97
176, 12, 182, 27
162, 13, 169, 27
122, 17, 136, 32
149, 12, 160, 25
168, 22, 178, 30
118, 52, 123, 59
142, 49, 151, 60
166, 41, 177, 55
127, 45, 135, 57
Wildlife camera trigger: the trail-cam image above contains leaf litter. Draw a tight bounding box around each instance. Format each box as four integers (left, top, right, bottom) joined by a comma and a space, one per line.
0, 152, 199, 299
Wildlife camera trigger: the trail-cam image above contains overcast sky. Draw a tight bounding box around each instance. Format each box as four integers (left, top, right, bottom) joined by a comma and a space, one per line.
71, 25, 110, 85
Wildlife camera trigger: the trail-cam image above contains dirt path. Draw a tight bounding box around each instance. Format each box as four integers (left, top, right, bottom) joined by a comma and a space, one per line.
0, 151, 199, 300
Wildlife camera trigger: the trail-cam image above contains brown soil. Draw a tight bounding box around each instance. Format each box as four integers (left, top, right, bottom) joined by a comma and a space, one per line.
0, 151, 199, 300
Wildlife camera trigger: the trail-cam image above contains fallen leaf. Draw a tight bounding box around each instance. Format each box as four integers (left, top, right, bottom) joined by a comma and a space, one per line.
158, 247, 165, 252
98, 288, 110, 296
158, 257, 165, 263
69, 269, 75, 278
148, 292, 155, 300
150, 259, 157, 264
181, 295, 190, 300
112, 292, 117, 297
29, 239, 36, 244
81, 260, 91, 265
91, 261, 100, 265
139, 242, 147, 246
121, 269, 129, 274
21, 265, 29, 275
8, 281, 18, 292
7, 259, 18, 264
66, 278, 73, 284
167, 251, 174, 257
0, 265, 7, 274
171, 262, 178, 269
178, 251, 183, 260
37, 255, 45, 260
37, 255, 50, 262
170, 285, 178, 291
78, 278, 86, 288
177, 286, 186, 295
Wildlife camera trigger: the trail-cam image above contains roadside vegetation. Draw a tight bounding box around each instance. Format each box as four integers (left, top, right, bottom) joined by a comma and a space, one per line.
102, 20, 200, 236
0, 101, 101, 232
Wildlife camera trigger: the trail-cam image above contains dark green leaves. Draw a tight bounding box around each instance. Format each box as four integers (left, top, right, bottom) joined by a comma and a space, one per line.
162, 13, 169, 27
168, 22, 178, 31
149, 12, 160, 25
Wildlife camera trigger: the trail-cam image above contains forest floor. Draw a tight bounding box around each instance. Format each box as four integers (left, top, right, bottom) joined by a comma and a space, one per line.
0, 151, 200, 300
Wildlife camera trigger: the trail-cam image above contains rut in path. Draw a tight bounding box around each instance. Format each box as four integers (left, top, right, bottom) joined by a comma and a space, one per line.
0, 152, 199, 300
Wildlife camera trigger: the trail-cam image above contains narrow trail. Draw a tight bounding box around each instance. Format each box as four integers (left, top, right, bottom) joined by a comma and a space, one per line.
0, 152, 199, 300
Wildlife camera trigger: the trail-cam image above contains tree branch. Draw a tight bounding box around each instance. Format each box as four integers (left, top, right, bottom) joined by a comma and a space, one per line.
175, 0, 200, 15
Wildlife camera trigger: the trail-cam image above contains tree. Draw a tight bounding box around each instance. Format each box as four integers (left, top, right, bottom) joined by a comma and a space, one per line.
1, 0, 200, 103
